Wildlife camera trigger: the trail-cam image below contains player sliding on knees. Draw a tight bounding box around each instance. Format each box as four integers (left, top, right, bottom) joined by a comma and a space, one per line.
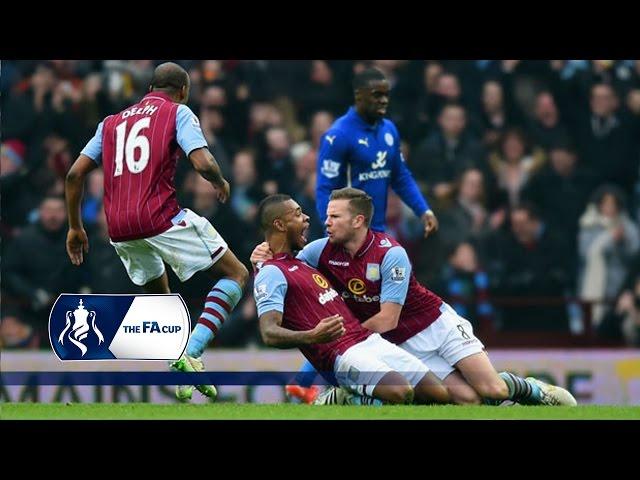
251, 188, 577, 407
252, 194, 451, 406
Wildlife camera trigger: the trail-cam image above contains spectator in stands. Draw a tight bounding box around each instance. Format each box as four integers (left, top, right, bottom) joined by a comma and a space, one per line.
618, 277, 640, 346
522, 144, 596, 286
438, 167, 505, 259
434, 241, 494, 331
488, 128, 546, 209
412, 103, 484, 206
0, 310, 40, 349
290, 110, 335, 164
528, 91, 572, 151
486, 203, 571, 331
199, 85, 232, 176
1, 139, 39, 237
298, 60, 346, 124
3, 195, 85, 343
600, 251, 640, 345
77, 72, 113, 141
258, 126, 296, 196
477, 80, 520, 150
229, 149, 262, 225
576, 83, 637, 196
410, 61, 444, 142
578, 184, 640, 326
434, 72, 463, 110
309, 110, 334, 150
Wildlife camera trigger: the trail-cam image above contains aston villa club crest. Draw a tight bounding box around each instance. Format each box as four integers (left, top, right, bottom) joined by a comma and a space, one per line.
366, 263, 380, 281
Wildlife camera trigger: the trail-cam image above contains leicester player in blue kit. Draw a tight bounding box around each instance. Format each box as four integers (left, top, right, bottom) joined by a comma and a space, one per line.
316, 67, 438, 236
287, 67, 439, 402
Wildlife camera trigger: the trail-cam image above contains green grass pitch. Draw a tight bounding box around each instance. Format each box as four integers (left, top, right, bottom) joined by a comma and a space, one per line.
2, 403, 640, 420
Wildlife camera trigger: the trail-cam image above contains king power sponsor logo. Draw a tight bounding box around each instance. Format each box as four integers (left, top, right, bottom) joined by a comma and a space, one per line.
49, 294, 190, 361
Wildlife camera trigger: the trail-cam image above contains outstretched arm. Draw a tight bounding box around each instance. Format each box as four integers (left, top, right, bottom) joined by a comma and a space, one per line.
65, 154, 98, 265
259, 310, 345, 348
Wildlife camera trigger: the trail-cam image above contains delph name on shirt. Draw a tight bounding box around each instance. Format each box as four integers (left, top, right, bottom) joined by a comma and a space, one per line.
122, 104, 158, 119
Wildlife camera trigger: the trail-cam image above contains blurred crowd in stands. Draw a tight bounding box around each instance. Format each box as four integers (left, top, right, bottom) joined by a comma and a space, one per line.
3, 60, 640, 349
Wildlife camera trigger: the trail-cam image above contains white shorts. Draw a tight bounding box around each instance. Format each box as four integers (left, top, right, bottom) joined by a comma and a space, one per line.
399, 303, 485, 380
334, 333, 429, 397
111, 209, 228, 286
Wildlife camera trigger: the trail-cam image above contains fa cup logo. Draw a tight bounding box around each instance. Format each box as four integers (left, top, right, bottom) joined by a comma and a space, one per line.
58, 299, 104, 356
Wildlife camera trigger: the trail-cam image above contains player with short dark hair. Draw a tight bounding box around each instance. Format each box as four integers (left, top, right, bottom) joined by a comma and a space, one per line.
65, 62, 249, 401
316, 67, 438, 236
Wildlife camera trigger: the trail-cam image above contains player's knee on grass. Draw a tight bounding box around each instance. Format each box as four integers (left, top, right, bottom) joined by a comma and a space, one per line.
415, 372, 451, 404
375, 384, 414, 404
372, 372, 414, 404
443, 371, 482, 405
449, 384, 482, 405
449, 387, 482, 405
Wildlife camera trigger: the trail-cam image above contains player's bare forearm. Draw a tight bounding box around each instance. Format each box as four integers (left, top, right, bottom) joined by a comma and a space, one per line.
259, 311, 344, 347
189, 148, 230, 202
65, 177, 84, 230
65, 155, 97, 229
189, 147, 225, 188
361, 302, 401, 333
361, 313, 396, 333
197, 163, 225, 187
65, 155, 96, 265
259, 311, 313, 348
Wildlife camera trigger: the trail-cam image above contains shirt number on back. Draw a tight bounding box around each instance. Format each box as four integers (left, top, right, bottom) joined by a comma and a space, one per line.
114, 118, 151, 176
